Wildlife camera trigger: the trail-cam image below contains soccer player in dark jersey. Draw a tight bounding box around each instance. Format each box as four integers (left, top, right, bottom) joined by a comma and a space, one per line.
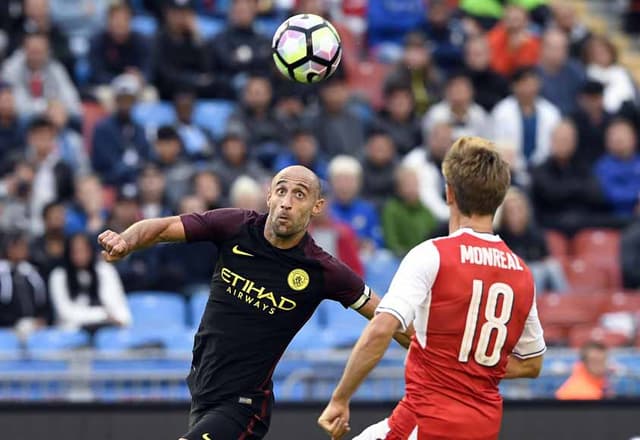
97, 165, 412, 440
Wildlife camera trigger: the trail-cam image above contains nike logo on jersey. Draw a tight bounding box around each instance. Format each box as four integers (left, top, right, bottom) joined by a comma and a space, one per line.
232, 245, 254, 257
202, 434, 212, 440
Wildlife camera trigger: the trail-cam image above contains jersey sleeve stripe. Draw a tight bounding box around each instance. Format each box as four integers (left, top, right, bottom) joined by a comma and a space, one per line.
349, 285, 371, 310
376, 306, 408, 331
511, 346, 547, 359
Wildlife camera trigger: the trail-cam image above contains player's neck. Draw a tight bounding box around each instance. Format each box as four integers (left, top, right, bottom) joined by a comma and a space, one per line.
450, 213, 494, 235
263, 226, 306, 250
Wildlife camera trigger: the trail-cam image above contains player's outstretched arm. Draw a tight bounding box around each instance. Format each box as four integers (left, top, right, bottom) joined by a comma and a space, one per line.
356, 290, 414, 349
98, 216, 185, 262
504, 354, 544, 379
318, 312, 400, 439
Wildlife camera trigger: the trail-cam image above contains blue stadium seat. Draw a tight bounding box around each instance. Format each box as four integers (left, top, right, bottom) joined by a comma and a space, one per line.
94, 326, 186, 352
255, 18, 282, 37
319, 300, 368, 348
196, 16, 225, 39
0, 329, 20, 353
164, 327, 196, 353
193, 100, 236, 139
26, 328, 90, 353
130, 15, 158, 37
364, 251, 401, 295
287, 321, 332, 351
189, 291, 209, 327
131, 102, 176, 130
127, 291, 187, 328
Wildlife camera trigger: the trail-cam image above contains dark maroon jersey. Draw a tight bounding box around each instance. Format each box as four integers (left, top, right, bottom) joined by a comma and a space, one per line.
180, 208, 368, 406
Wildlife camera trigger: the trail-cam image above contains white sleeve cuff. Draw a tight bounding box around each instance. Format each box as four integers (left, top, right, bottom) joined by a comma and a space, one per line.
512, 346, 547, 359
376, 295, 415, 331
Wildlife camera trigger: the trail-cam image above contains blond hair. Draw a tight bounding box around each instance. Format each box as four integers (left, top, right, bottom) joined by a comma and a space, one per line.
442, 136, 511, 216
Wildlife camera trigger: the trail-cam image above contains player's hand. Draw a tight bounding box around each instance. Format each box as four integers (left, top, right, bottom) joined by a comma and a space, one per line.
318, 399, 350, 439
98, 229, 130, 262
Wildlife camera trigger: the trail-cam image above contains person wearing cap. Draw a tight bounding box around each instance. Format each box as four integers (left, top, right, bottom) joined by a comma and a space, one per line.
90, 73, 152, 186
569, 79, 613, 169
154, 0, 218, 99
491, 66, 561, 167
2, 31, 81, 119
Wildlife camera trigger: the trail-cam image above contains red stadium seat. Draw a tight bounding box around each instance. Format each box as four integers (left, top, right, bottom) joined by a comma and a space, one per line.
602, 291, 640, 314
545, 230, 571, 258
346, 61, 390, 109
573, 228, 621, 262
537, 293, 607, 344
564, 258, 611, 292
568, 325, 631, 348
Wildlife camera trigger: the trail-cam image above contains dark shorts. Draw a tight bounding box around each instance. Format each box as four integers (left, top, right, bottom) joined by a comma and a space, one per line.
183, 392, 273, 440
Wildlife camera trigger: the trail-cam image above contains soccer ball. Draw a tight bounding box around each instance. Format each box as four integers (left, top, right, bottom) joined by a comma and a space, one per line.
272, 14, 342, 83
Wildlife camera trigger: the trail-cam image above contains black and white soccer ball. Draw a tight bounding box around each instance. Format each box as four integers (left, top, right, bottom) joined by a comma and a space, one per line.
272, 14, 342, 83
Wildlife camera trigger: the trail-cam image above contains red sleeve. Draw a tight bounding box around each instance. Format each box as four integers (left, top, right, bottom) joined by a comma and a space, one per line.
323, 256, 368, 309
180, 208, 257, 244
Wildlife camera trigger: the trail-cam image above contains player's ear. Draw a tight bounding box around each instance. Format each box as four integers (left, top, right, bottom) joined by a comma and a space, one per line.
445, 183, 455, 206
311, 197, 325, 216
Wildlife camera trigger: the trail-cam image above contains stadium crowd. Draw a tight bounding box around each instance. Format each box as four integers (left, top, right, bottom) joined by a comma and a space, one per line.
0, 0, 638, 353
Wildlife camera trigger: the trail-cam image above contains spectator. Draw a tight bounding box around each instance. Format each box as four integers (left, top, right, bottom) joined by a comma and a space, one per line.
361, 131, 397, 211
137, 163, 171, 219
403, 121, 452, 222
8, 0, 74, 76
309, 201, 364, 277
211, 134, 266, 195
487, 5, 540, 77
492, 67, 561, 166
328, 155, 384, 252
273, 90, 309, 139
227, 76, 285, 167
65, 174, 107, 236
537, 28, 586, 115
0, 161, 36, 232
583, 36, 637, 113
89, 2, 152, 86
462, 35, 509, 112
45, 100, 89, 174
105, 189, 140, 234
420, 0, 465, 73
229, 174, 265, 212
621, 219, 640, 289
49, 0, 108, 42
423, 71, 490, 140
309, 75, 366, 157
48, 233, 131, 330
30, 200, 66, 279
0, 83, 22, 168
551, 2, 592, 59
91, 74, 152, 186
173, 90, 213, 160
192, 169, 226, 210
154, 0, 216, 99
366, 0, 425, 60
530, 119, 608, 235
382, 165, 436, 257
556, 341, 610, 400
570, 80, 613, 170
25, 116, 74, 235
594, 119, 640, 219
497, 187, 568, 293
372, 84, 422, 156
0, 231, 49, 333
210, 0, 272, 92
157, 195, 217, 293
272, 129, 328, 181
384, 32, 443, 115
2, 32, 81, 119
153, 125, 193, 208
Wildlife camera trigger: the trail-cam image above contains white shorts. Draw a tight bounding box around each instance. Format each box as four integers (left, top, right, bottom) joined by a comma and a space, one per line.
352, 418, 418, 440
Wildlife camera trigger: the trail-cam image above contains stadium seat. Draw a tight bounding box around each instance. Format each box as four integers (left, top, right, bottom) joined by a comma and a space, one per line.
364, 251, 400, 295
564, 258, 611, 292
255, 18, 282, 37
538, 293, 607, 344
568, 325, 631, 348
164, 327, 196, 353
26, 328, 90, 353
127, 291, 187, 328
193, 100, 236, 139
189, 291, 210, 327
345, 60, 390, 109
573, 229, 621, 262
0, 329, 20, 353
287, 321, 333, 351
131, 102, 176, 131
196, 16, 225, 39
81, 101, 107, 153
130, 15, 158, 37
319, 300, 368, 348
602, 291, 640, 314
545, 230, 570, 258
94, 326, 186, 352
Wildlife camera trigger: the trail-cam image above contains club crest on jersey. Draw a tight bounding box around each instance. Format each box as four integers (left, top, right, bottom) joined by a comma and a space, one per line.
287, 268, 309, 291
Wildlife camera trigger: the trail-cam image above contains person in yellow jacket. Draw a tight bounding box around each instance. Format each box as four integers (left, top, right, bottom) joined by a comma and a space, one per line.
556, 341, 610, 400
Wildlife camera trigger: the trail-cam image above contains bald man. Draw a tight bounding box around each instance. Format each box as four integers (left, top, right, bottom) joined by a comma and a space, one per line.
98, 166, 412, 440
